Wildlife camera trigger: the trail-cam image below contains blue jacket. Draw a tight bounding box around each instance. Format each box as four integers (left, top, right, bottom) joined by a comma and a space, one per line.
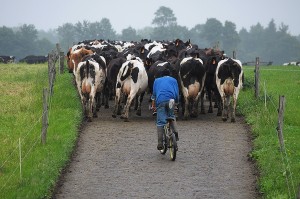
151, 76, 179, 106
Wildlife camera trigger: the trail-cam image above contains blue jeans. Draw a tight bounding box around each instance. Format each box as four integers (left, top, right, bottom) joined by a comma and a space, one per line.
156, 100, 175, 127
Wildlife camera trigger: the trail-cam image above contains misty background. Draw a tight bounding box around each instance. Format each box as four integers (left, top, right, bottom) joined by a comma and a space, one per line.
1, 4, 300, 65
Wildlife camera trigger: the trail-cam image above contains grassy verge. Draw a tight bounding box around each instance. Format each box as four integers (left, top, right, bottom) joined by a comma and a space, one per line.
1, 63, 299, 198
239, 66, 300, 198
0, 63, 82, 198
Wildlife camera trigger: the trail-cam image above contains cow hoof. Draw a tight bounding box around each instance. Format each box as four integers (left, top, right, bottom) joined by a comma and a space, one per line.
231, 118, 236, 123
222, 117, 228, 122
123, 118, 129, 122
105, 105, 109, 109
93, 114, 98, 118
217, 112, 222, 116
120, 114, 127, 119
87, 118, 92, 122
208, 107, 213, 113
112, 114, 117, 118
200, 110, 205, 114
136, 110, 141, 116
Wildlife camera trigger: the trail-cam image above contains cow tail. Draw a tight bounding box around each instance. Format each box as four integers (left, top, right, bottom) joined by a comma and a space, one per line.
82, 60, 92, 96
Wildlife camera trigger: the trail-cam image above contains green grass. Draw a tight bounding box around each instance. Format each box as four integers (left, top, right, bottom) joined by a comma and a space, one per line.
240, 66, 300, 199
1, 63, 299, 198
0, 63, 82, 199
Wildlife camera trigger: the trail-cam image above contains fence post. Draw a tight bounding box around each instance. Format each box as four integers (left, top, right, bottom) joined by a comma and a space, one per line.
276, 95, 285, 151
255, 57, 260, 98
48, 52, 56, 96
233, 51, 236, 59
41, 88, 48, 144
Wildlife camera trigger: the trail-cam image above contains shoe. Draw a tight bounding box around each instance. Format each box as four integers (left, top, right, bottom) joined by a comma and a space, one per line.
157, 144, 164, 150
157, 127, 164, 150
174, 132, 179, 141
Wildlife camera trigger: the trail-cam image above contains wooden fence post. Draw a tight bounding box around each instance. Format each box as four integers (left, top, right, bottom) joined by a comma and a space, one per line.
276, 95, 285, 151
41, 88, 48, 144
255, 57, 260, 98
48, 52, 56, 96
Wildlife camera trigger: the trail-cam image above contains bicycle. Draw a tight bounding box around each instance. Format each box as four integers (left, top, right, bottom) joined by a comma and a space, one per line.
159, 117, 178, 161
159, 99, 178, 161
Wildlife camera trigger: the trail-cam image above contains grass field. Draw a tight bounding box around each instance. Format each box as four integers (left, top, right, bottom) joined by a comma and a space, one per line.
0, 63, 299, 198
0, 63, 82, 198
240, 66, 300, 198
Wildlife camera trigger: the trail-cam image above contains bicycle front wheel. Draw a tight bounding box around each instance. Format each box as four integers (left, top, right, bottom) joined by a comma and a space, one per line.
169, 133, 177, 161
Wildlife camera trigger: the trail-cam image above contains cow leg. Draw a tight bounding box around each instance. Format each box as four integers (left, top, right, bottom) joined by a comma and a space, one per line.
86, 97, 93, 122
222, 95, 230, 121
231, 95, 237, 123
191, 98, 199, 118
92, 96, 98, 119
95, 92, 101, 111
215, 91, 222, 116
183, 98, 190, 120
121, 95, 134, 122
207, 88, 213, 113
136, 92, 145, 116
200, 91, 205, 114
112, 87, 121, 118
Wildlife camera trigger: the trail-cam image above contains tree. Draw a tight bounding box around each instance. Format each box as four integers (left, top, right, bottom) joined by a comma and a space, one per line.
57, 23, 76, 51
98, 18, 116, 40
222, 21, 240, 53
121, 27, 141, 41
189, 24, 209, 48
201, 18, 223, 47
152, 6, 177, 27
0, 26, 17, 55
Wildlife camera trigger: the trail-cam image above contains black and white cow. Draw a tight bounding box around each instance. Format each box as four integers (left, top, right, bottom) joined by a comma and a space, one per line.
19, 55, 48, 64
75, 53, 106, 122
0, 55, 15, 63
112, 57, 148, 122
215, 58, 243, 122
177, 57, 206, 119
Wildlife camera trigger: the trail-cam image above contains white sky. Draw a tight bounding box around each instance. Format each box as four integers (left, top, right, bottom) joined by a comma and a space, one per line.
1, 0, 299, 36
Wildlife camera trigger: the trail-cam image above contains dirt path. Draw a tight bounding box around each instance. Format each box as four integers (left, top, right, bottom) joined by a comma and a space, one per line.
53, 99, 259, 199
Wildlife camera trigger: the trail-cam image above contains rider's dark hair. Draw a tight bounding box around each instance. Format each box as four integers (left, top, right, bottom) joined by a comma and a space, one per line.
161, 68, 170, 77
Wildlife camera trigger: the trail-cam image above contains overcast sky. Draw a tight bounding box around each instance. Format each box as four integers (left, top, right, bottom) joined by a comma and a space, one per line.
1, 0, 299, 36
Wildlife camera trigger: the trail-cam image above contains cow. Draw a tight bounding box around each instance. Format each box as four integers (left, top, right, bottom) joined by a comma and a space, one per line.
112, 57, 148, 122
19, 55, 47, 64
69, 47, 94, 74
215, 58, 243, 122
177, 57, 206, 119
0, 55, 15, 63
75, 53, 106, 122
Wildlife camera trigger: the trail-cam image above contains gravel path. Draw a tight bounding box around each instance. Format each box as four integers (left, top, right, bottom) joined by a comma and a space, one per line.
53, 99, 259, 199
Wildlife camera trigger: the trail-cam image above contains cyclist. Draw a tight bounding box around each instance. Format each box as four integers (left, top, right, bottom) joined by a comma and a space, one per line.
151, 68, 180, 150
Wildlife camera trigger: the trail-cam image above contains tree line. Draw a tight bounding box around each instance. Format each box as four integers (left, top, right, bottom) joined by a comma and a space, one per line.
1, 6, 300, 65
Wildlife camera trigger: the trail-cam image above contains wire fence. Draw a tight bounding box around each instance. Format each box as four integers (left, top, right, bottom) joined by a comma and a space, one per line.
0, 44, 65, 194
244, 58, 300, 198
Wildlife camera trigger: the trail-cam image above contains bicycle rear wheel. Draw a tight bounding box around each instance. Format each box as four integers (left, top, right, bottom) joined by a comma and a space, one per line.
169, 133, 177, 161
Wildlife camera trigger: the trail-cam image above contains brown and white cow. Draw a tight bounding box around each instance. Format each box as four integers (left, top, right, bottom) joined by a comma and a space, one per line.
75, 53, 106, 122
68, 47, 93, 74
112, 57, 148, 122
215, 58, 243, 122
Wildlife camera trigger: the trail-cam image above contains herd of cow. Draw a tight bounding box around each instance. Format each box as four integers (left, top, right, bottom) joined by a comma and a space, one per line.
66, 38, 244, 123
